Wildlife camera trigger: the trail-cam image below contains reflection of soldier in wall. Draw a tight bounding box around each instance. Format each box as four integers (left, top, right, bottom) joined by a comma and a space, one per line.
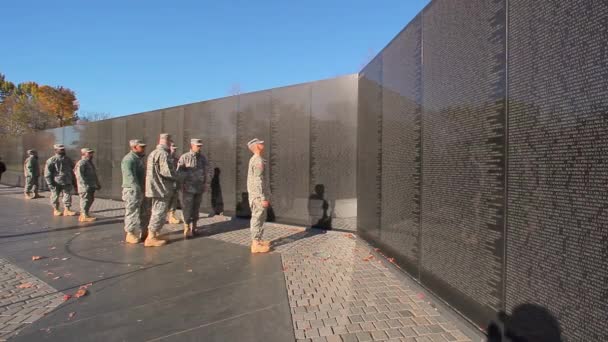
236, 192, 251, 217
308, 184, 332, 229
166, 143, 182, 224
211, 167, 224, 215
23, 149, 40, 199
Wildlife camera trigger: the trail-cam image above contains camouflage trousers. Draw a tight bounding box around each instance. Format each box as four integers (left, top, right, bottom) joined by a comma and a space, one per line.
79, 191, 95, 215
148, 197, 171, 233
25, 176, 39, 197
168, 190, 178, 212
122, 188, 147, 234
50, 184, 73, 210
249, 198, 267, 241
181, 192, 202, 224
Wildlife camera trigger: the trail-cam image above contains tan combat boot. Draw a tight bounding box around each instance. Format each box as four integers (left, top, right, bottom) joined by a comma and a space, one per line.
251, 240, 270, 254
53, 208, 62, 216
183, 223, 193, 238
78, 214, 96, 222
63, 208, 77, 216
25, 194, 32, 200
167, 211, 181, 224
144, 232, 167, 247
125, 232, 140, 244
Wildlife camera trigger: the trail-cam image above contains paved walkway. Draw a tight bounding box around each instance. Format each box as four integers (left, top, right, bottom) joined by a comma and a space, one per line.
0, 185, 483, 341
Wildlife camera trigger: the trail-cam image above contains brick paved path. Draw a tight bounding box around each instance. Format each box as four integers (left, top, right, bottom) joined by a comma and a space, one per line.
0, 186, 481, 341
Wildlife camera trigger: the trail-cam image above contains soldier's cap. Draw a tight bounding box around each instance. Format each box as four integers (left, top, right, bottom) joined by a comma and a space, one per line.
191, 139, 203, 146
81, 148, 94, 153
26, 149, 36, 154
53, 144, 65, 150
247, 138, 264, 148
129, 139, 146, 147
159, 133, 171, 140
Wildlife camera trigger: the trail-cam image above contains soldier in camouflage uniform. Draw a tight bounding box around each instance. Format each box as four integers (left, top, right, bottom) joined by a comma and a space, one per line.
247, 138, 271, 253
44, 144, 77, 217
166, 142, 182, 224
23, 149, 40, 199
177, 138, 208, 238
74, 148, 101, 222
144, 133, 177, 247
121, 139, 147, 244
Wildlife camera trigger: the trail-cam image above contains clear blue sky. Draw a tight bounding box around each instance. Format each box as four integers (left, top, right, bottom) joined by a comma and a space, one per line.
3, 0, 429, 117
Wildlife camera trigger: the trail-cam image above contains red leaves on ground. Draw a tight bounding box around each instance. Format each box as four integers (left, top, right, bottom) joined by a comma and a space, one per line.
417, 293, 425, 300
344, 234, 355, 239
17, 283, 33, 289
362, 255, 375, 262
387, 258, 395, 264
63, 294, 72, 301
74, 289, 87, 298
32, 256, 44, 261
374, 248, 380, 252
68, 312, 76, 320
282, 266, 288, 272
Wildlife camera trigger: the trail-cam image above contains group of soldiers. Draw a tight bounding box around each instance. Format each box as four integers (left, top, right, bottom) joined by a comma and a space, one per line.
21, 133, 272, 253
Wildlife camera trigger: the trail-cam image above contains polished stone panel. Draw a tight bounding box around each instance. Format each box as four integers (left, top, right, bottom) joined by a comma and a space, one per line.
506, 1, 608, 341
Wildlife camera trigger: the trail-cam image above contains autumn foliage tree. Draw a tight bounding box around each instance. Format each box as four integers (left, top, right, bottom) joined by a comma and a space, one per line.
0, 73, 79, 138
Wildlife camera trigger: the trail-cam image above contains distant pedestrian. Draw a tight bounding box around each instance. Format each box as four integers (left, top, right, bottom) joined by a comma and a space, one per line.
246, 138, 271, 253
121, 139, 147, 244
144, 133, 177, 247
74, 148, 101, 222
0, 157, 6, 183
44, 144, 77, 217
177, 139, 208, 238
23, 150, 40, 199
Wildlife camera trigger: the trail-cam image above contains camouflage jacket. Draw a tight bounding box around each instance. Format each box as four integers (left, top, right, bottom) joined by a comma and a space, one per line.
121, 151, 146, 192
177, 151, 208, 194
145, 144, 176, 198
247, 154, 271, 203
44, 154, 75, 187
24, 156, 39, 178
75, 158, 100, 193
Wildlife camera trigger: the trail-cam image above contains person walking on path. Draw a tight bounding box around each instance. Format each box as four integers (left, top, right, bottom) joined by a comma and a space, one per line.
246, 138, 271, 254
23, 150, 40, 199
44, 144, 77, 217
177, 138, 208, 238
0, 157, 6, 184
121, 139, 147, 244
144, 133, 177, 247
74, 148, 101, 222
166, 142, 182, 225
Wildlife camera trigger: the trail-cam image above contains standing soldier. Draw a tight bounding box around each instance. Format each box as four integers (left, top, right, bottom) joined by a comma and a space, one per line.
24, 149, 40, 199
144, 133, 176, 247
74, 148, 101, 222
246, 138, 271, 253
122, 139, 147, 244
44, 144, 77, 217
166, 142, 182, 224
177, 139, 207, 238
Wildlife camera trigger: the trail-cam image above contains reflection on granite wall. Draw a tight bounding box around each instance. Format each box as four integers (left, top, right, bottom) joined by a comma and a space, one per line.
1, 76, 358, 230
358, 0, 607, 340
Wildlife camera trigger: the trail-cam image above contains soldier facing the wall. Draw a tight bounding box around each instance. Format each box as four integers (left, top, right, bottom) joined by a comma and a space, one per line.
166, 142, 182, 225
74, 148, 101, 222
24, 149, 40, 199
177, 138, 208, 238
44, 144, 77, 217
246, 138, 271, 254
144, 133, 177, 247
121, 139, 147, 244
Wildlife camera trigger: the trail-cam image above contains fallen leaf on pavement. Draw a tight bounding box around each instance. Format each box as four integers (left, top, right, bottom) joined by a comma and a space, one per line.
63, 294, 72, 301
387, 258, 395, 263
186, 269, 193, 273
74, 289, 87, 298
417, 293, 425, 299
363, 255, 375, 262
344, 233, 355, 239
18, 283, 33, 289
49, 247, 56, 250
374, 248, 380, 252
61, 257, 70, 261
68, 312, 76, 320
81, 283, 93, 289
32, 256, 44, 261
53, 276, 61, 280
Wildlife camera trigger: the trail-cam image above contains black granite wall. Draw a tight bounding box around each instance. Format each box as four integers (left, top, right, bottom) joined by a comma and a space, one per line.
358, 0, 608, 340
